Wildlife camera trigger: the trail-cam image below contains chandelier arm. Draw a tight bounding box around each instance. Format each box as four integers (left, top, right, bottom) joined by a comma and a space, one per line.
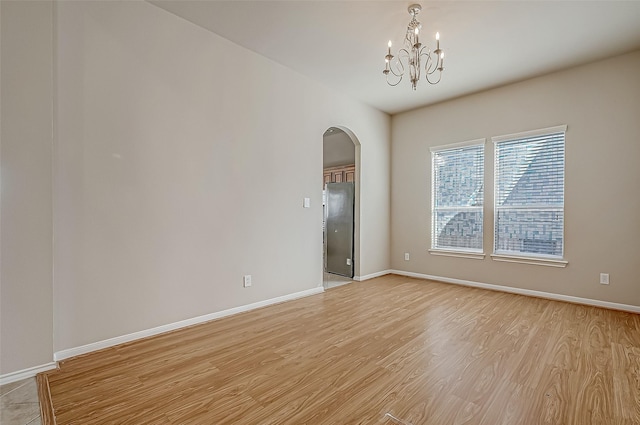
386, 74, 403, 86
426, 57, 442, 75
421, 51, 437, 75
388, 49, 410, 77
388, 55, 405, 78
389, 68, 403, 78
423, 46, 444, 76
425, 70, 442, 84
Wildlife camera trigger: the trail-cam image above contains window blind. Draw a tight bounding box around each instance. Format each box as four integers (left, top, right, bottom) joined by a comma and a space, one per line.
431, 142, 484, 252
493, 127, 565, 258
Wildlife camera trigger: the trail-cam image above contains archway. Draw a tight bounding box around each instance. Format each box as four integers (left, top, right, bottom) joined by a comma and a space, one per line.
322, 126, 361, 289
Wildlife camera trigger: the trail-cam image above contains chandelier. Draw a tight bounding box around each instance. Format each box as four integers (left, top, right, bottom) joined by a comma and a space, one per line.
383, 4, 444, 90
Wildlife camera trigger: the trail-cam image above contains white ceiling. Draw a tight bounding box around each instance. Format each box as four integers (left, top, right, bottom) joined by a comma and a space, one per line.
323, 128, 356, 168
151, 1, 640, 115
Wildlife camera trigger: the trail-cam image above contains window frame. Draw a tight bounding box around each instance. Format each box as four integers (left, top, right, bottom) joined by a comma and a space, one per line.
491, 125, 568, 268
429, 138, 486, 260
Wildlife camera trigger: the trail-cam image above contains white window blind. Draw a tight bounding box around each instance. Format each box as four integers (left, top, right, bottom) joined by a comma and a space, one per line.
493, 126, 566, 258
431, 141, 484, 252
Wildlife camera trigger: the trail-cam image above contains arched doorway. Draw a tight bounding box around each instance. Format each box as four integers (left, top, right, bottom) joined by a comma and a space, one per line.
322, 126, 360, 289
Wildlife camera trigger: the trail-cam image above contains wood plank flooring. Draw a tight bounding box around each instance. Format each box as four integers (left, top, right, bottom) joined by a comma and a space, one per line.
40, 275, 640, 424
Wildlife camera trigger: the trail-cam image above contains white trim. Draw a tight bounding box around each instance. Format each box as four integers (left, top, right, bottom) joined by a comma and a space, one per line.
491, 125, 567, 143
353, 269, 392, 281
388, 270, 640, 313
430, 138, 486, 152
54, 287, 324, 362
491, 253, 568, 268
429, 249, 485, 260
0, 363, 57, 386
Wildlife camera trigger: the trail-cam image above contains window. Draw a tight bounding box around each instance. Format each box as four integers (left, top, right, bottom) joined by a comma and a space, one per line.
430, 140, 485, 256
493, 126, 566, 261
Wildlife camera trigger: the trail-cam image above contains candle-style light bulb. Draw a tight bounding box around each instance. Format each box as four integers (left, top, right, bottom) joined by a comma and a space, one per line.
436, 32, 440, 41
436, 32, 440, 50
388, 40, 392, 48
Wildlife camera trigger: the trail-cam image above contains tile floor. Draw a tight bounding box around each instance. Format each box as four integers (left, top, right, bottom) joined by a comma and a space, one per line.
0, 378, 42, 425
323, 271, 353, 289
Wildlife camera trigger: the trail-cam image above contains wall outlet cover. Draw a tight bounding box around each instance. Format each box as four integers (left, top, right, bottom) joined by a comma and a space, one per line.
243, 275, 252, 287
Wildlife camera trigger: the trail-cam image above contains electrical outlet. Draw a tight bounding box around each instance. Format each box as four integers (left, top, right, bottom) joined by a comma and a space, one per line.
404, 253, 410, 261
243, 275, 252, 287
346, 258, 351, 266
600, 273, 609, 285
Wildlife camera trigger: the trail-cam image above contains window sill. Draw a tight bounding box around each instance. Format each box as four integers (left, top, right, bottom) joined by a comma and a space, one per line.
491, 254, 568, 268
429, 249, 485, 260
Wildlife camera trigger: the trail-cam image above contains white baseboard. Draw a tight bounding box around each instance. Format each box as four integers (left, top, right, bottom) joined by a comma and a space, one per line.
0, 362, 57, 386
388, 269, 640, 313
353, 269, 392, 281
54, 286, 324, 362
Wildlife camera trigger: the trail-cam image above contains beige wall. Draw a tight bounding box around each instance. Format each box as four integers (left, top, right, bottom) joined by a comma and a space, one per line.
53, 1, 390, 353
391, 50, 640, 307
0, 1, 54, 375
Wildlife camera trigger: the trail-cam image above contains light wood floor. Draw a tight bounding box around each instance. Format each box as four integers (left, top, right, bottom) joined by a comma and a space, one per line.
40, 275, 640, 425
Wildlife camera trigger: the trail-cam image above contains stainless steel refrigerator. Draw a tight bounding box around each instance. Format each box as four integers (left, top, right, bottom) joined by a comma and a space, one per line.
324, 182, 355, 278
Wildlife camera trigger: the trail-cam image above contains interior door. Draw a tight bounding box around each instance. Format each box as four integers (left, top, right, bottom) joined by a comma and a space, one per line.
325, 182, 354, 277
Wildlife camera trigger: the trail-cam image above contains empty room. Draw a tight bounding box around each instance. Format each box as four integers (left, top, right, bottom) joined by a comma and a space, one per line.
1, 1, 639, 424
